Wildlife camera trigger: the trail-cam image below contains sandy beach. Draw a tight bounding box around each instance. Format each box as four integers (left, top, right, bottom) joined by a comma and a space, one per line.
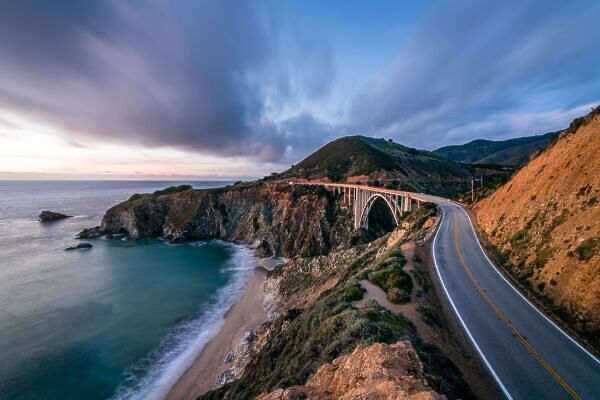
166, 262, 270, 400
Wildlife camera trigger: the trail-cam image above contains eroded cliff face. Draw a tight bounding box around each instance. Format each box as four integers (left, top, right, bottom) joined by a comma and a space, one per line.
98, 183, 353, 257
474, 108, 600, 341
255, 341, 446, 400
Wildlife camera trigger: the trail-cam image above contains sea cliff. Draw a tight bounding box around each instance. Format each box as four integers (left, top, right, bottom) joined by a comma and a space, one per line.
93, 183, 353, 257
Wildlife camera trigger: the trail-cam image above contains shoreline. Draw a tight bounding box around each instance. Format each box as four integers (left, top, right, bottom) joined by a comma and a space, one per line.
166, 256, 280, 400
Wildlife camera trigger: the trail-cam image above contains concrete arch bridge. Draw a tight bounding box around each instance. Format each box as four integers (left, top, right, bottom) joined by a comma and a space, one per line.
293, 182, 428, 229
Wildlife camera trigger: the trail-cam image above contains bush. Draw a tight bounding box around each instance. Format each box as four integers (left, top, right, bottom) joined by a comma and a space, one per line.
511, 227, 529, 244
128, 193, 142, 201
367, 262, 413, 304
576, 238, 598, 261
534, 247, 555, 268
343, 284, 366, 302
387, 287, 410, 304
153, 184, 192, 196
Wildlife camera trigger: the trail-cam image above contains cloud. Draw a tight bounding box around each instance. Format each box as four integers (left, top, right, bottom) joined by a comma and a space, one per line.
0, 0, 333, 161
347, 0, 600, 148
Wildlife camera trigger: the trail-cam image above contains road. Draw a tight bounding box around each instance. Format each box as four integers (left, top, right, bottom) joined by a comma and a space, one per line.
417, 194, 600, 400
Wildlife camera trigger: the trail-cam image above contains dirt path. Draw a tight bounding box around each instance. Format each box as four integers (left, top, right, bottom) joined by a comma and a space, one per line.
353, 241, 441, 343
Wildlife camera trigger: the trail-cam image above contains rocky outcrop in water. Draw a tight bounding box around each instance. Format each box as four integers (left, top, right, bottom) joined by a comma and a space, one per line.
65, 242, 92, 251
88, 183, 353, 258
39, 210, 72, 222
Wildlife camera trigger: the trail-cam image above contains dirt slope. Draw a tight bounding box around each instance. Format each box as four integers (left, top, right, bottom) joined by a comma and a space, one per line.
474, 108, 599, 342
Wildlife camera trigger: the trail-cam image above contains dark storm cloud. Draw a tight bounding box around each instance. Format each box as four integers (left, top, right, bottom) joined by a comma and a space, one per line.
0, 0, 332, 161
347, 0, 600, 148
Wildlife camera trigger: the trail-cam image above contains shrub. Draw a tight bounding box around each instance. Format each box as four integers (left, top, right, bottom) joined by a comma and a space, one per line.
153, 184, 192, 196
367, 261, 413, 304
575, 238, 598, 261
419, 307, 441, 327
511, 227, 529, 244
387, 287, 410, 304
534, 247, 556, 268
343, 284, 366, 302
128, 193, 142, 201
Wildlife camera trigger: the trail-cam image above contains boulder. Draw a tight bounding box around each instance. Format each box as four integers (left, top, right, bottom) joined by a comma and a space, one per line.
76, 226, 103, 239
39, 210, 72, 222
65, 242, 93, 251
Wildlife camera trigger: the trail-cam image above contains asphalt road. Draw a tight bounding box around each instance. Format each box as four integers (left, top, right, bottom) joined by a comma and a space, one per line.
418, 195, 600, 400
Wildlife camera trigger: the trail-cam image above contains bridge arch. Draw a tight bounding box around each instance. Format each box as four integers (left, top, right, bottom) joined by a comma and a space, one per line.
358, 193, 399, 229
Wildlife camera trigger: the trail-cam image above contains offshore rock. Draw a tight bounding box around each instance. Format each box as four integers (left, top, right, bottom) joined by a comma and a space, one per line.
76, 226, 103, 239
65, 242, 92, 251
39, 210, 72, 222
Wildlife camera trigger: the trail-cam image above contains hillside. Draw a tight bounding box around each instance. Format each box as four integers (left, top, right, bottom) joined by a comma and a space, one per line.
434, 131, 558, 166
473, 107, 600, 346
273, 135, 506, 196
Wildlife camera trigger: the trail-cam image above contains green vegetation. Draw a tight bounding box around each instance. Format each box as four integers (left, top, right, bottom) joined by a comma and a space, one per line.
127, 193, 143, 201
511, 227, 530, 244
343, 283, 366, 301
203, 281, 415, 400
534, 246, 555, 268
419, 306, 441, 327
575, 238, 598, 261
202, 239, 471, 400
153, 184, 192, 196
367, 252, 413, 304
565, 105, 599, 135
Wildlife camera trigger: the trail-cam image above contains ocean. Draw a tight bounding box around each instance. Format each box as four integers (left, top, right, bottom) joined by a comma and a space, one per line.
0, 180, 256, 400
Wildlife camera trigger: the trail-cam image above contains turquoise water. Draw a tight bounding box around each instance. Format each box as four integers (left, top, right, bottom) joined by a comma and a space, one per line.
0, 181, 255, 400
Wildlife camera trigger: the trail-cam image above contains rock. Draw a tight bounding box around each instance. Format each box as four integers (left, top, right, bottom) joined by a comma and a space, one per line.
39, 210, 72, 222
224, 351, 235, 364
76, 226, 103, 239
257, 341, 446, 400
213, 369, 236, 389
255, 239, 274, 257
65, 242, 93, 251
422, 218, 434, 229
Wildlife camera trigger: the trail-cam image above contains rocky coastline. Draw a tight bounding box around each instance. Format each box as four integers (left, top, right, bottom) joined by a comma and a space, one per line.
84, 181, 483, 400
79, 182, 355, 258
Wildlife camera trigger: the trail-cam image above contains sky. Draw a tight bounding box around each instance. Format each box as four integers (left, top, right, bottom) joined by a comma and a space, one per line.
0, 0, 599, 180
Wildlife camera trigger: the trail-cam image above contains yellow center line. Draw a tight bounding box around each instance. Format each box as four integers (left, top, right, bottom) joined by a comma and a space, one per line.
451, 214, 581, 400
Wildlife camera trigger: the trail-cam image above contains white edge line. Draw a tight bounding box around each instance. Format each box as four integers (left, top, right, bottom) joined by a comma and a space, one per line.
458, 205, 600, 366
431, 207, 514, 400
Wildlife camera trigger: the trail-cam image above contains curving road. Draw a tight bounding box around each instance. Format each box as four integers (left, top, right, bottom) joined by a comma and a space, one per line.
416, 195, 600, 400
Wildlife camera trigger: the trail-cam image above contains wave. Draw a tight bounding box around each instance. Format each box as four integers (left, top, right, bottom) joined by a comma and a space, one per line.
110, 242, 256, 400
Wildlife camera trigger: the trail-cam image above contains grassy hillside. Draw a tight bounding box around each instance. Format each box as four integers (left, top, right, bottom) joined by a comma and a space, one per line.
271, 136, 506, 197
473, 107, 600, 348
434, 131, 558, 166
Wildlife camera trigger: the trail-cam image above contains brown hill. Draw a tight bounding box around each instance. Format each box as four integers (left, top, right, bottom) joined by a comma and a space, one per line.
473, 107, 600, 345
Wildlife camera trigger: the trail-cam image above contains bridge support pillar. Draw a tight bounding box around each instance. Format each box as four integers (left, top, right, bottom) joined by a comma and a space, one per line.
403, 196, 412, 212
